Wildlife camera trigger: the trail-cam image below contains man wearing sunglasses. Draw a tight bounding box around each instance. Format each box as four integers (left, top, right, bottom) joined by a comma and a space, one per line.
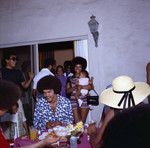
1, 52, 34, 88
0, 51, 34, 138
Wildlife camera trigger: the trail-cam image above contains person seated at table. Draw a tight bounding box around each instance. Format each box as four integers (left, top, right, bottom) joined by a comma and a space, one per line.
87, 75, 150, 148
0, 80, 59, 148
100, 103, 150, 148
1, 103, 29, 140
33, 75, 74, 130
9, 103, 29, 139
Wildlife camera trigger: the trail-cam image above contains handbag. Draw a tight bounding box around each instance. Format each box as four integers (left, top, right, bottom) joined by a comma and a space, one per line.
87, 89, 99, 106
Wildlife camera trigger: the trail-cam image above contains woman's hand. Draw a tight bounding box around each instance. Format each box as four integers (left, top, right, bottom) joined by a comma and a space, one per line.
89, 76, 94, 85
46, 121, 55, 129
87, 124, 97, 135
43, 136, 60, 147
28, 72, 34, 80
46, 121, 62, 129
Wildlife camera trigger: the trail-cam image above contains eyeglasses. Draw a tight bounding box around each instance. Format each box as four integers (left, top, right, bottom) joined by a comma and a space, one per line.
9, 57, 19, 61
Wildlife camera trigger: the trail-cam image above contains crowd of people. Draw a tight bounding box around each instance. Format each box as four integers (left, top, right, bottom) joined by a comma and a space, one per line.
0, 51, 150, 148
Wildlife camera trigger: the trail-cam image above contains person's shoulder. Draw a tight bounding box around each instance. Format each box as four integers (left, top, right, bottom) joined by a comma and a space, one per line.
5, 68, 22, 74
68, 73, 74, 77
36, 97, 46, 105
33, 69, 47, 80
59, 95, 71, 103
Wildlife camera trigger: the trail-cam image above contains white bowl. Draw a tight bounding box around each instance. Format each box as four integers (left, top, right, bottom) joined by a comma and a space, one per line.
53, 126, 68, 137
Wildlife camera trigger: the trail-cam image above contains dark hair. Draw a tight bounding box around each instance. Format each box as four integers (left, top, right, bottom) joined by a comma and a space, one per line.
71, 56, 87, 74
0, 80, 20, 109
100, 104, 150, 148
37, 75, 62, 94
56, 65, 64, 74
64, 61, 72, 70
8, 102, 19, 113
2, 51, 17, 67
80, 70, 89, 78
44, 58, 56, 68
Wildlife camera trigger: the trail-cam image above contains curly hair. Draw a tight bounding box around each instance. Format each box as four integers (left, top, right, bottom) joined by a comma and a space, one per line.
71, 56, 87, 74
0, 80, 20, 109
37, 75, 62, 94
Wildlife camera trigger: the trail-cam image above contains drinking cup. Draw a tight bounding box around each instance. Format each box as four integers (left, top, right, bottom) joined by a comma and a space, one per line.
29, 126, 37, 141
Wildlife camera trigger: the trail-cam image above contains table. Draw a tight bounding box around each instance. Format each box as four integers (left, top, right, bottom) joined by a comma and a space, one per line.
13, 131, 92, 148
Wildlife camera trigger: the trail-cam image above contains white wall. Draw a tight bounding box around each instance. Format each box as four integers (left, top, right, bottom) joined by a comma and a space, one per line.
0, 0, 150, 124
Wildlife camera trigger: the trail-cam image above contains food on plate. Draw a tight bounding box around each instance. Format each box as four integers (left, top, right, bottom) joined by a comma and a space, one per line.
46, 131, 58, 138
53, 126, 68, 137
46, 121, 62, 129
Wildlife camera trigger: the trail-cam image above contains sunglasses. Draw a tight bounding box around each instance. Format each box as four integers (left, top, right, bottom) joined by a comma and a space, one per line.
9, 57, 19, 61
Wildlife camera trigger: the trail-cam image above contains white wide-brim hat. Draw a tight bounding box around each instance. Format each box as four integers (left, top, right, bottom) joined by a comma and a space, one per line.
100, 76, 150, 109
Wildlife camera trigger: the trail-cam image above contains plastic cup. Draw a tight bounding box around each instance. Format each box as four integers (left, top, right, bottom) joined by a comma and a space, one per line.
29, 126, 37, 141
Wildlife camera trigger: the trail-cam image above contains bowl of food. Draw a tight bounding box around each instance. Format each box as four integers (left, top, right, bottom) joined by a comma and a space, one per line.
53, 126, 68, 137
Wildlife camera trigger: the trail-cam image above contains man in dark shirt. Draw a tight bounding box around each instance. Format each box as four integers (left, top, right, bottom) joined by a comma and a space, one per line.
1, 51, 34, 125
1, 52, 34, 88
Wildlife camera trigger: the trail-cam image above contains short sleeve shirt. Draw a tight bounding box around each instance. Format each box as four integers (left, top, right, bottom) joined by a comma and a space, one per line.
1, 67, 25, 86
33, 68, 54, 89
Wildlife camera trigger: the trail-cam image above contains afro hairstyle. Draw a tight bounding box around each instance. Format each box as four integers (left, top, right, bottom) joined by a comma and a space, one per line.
71, 56, 87, 74
37, 75, 62, 94
0, 80, 20, 109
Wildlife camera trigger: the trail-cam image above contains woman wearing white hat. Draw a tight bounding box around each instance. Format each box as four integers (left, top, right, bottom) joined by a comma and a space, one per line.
87, 75, 150, 148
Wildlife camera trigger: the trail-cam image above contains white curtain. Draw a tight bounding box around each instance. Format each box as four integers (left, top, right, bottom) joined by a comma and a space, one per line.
74, 39, 89, 71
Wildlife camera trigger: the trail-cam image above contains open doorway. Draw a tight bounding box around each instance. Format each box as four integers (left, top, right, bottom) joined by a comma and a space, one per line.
38, 41, 74, 70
